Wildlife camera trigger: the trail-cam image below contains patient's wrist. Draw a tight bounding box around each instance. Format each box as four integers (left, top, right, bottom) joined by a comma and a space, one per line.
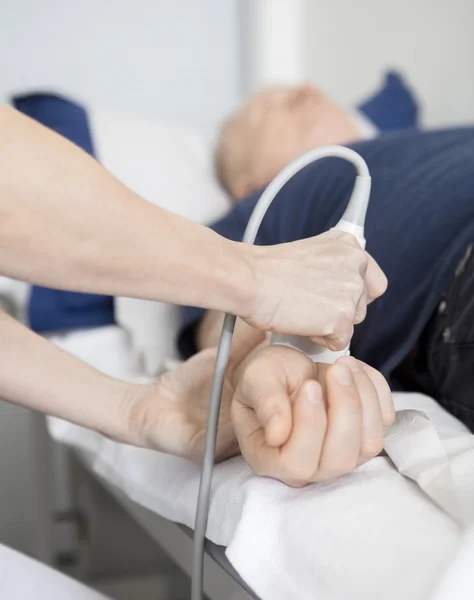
227, 338, 270, 391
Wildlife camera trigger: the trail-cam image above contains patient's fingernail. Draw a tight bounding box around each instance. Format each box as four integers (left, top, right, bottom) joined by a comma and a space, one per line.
333, 364, 352, 386
305, 382, 321, 404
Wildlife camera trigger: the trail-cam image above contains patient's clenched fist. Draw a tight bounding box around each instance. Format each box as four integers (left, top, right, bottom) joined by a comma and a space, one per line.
231, 345, 395, 487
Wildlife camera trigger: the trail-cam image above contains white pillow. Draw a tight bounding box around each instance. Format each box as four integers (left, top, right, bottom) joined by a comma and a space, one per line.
0, 276, 29, 322
89, 109, 231, 376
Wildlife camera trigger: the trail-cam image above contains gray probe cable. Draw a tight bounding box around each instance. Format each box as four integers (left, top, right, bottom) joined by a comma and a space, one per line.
191, 146, 371, 600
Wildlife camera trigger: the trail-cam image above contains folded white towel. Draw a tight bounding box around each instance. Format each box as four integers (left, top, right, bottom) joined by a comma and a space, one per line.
46, 327, 474, 600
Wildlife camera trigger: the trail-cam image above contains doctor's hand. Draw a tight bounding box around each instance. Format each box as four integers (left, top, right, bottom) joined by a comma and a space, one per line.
231, 344, 395, 487
246, 230, 387, 350
127, 348, 239, 462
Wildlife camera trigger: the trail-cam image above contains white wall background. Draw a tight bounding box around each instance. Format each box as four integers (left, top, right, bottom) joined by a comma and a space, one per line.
0, 0, 241, 140
305, 0, 474, 127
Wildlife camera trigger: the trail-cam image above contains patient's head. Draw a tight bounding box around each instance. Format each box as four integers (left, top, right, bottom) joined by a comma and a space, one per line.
215, 83, 366, 201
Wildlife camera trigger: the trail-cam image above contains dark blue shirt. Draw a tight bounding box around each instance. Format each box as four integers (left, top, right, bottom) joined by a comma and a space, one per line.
12, 77, 416, 336
178, 128, 474, 383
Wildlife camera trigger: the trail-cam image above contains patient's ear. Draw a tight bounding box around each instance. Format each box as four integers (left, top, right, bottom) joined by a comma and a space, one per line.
296, 82, 320, 97
232, 179, 254, 203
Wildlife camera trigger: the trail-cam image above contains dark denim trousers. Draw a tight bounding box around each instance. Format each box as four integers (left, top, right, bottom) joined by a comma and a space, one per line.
395, 243, 474, 431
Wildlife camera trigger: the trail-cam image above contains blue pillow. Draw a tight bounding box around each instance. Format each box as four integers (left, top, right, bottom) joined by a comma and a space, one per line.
12, 92, 115, 333
358, 71, 419, 132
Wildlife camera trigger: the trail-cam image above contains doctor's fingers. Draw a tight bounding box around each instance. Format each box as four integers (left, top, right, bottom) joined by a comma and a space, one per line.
354, 257, 385, 324
366, 253, 388, 303
328, 233, 386, 304
353, 286, 368, 325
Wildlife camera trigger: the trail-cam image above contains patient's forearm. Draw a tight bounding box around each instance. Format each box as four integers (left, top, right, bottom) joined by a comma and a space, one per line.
0, 105, 253, 315
0, 310, 135, 442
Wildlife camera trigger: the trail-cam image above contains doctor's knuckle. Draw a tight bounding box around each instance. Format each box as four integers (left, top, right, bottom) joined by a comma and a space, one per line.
344, 247, 367, 270
337, 231, 359, 247
334, 300, 356, 326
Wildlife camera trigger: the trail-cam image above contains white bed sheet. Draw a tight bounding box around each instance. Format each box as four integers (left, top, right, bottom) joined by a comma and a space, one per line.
46, 325, 474, 600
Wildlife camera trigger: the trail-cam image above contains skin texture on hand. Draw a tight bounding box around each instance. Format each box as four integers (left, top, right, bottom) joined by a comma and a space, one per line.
0, 301, 392, 483
230, 345, 395, 487
128, 348, 240, 462
127, 323, 394, 491
245, 230, 387, 350
0, 309, 232, 464
0, 307, 237, 464
192, 276, 394, 485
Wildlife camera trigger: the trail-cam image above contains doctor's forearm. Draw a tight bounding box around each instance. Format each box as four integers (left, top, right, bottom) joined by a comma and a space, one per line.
0, 105, 255, 315
0, 310, 138, 441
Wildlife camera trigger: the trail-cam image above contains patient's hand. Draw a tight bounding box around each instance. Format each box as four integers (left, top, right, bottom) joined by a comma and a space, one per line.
231, 345, 395, 487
